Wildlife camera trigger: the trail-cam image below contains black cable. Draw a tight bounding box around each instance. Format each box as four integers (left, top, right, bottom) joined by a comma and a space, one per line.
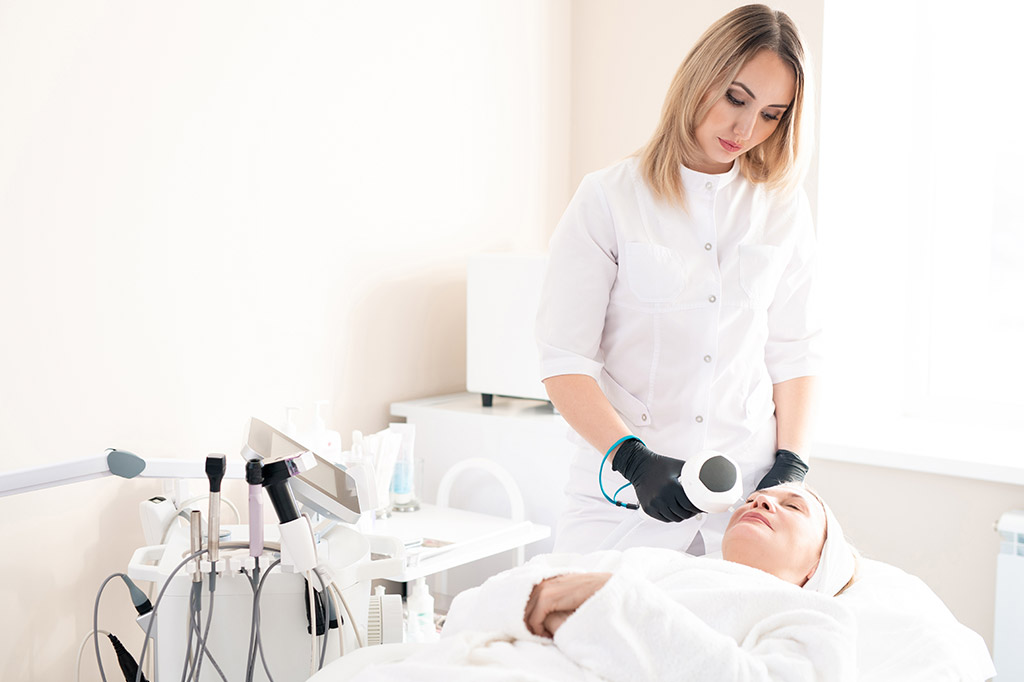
133, 549, 207, 682
119, 575, 154, 617
311, 569, 330, 669
256, 560, 282, 682
244, 567, 263, 682
100, 542, 310, 682
93, 572, 160, 682
192, 572, 212, 682
187, 598, 229, 682
176, 573, 228, 682
186, 587, 208, 682
185, 588, 202, 682
107, 633, 149, 682
244, 569, 259, 682
257, 622, 275, 682
192, 588, 216, 682
93, 574, 125, 682
243, 567, 258, 682
179, 585, 199, 682
246, 558, 282, 682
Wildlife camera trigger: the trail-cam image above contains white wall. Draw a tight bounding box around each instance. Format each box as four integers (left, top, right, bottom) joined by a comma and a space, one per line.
0, 2, 570, 679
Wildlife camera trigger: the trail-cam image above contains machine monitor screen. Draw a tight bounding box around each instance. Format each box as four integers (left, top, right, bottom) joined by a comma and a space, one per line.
242, 418, 361, 524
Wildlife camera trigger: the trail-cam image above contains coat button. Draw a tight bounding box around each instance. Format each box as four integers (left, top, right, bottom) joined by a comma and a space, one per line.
704, 242, 712, 251
695, 415, 704, 423
704, 355, 712, 363
705, 181, 713, 191
708, 295, 717, 303
641, 414, 648, 422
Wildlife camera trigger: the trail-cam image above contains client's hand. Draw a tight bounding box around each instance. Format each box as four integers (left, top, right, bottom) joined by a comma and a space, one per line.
524, 572, 612, 638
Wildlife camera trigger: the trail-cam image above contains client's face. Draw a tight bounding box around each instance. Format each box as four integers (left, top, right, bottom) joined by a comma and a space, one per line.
720, 484, 826, 587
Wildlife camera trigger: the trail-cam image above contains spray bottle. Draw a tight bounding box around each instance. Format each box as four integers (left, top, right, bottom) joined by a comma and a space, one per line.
406, 577, 438, 642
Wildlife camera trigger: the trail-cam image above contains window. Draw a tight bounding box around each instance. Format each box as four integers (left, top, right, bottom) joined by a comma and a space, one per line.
817, 0, 1024, 435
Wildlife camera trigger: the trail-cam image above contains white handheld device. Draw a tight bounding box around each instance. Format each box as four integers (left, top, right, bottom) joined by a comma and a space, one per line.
678, 450, 743, 513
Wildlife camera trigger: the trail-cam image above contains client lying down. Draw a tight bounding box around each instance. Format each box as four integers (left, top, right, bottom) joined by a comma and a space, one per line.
350, 484, 859, 681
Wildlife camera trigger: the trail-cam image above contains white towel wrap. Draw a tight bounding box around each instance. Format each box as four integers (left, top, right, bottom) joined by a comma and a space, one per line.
802, 490, 857, 596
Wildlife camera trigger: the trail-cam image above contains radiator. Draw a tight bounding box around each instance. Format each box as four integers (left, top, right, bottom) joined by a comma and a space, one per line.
995, 510, 1024, 678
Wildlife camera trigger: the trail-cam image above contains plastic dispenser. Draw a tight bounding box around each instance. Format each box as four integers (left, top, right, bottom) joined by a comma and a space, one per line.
406, 577, 438, 642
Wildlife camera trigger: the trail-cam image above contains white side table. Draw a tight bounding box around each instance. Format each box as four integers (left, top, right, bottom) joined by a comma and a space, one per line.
367, 504, 550, 583
389, 392, 575, 599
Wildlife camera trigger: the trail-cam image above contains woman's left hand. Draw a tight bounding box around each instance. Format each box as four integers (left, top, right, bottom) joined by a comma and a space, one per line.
524, 572, 612, 638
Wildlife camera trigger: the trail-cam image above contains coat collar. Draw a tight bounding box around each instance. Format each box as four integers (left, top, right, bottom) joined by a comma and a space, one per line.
679, 161, 741, 193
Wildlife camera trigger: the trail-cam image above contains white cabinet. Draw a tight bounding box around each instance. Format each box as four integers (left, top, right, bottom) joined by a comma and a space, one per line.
466, 253, 549, 403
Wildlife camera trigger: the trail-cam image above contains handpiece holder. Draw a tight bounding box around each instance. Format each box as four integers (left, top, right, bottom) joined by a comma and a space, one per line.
261, 453, 320, 573
261, 456, 313, 524
205, 454, 227, 563
678, 450, 743, 513
205, 455, 226, 493
245, 459, 265, 558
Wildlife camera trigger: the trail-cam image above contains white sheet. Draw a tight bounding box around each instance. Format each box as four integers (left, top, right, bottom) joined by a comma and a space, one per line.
332, 548, 857, 682
309, 551, 996, 682
836, 558, 995, 681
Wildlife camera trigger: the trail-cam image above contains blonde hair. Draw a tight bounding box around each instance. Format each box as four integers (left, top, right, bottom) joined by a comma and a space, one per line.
640, 4, 812, 207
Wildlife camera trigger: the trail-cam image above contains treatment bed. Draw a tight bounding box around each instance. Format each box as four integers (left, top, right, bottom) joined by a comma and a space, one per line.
308, 554, 995, 681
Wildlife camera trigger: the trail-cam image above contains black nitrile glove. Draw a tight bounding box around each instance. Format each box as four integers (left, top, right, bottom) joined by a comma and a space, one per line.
755, 449, 809, 490
611, 438, 701, 523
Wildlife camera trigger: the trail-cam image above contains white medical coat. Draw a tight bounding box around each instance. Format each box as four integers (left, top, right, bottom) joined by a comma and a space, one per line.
537, 157, 822, 553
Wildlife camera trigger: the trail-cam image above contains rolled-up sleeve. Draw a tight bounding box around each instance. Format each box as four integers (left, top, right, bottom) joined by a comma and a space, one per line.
765, 190, 824, 384
536, 174, 619, 382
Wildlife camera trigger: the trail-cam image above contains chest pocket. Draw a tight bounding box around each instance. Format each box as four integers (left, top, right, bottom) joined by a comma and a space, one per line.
624, 242, 686, 303
738, 244, 787, 309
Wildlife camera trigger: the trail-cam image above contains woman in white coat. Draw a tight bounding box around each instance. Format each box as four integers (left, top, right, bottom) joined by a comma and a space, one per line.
538, 4, 820, 554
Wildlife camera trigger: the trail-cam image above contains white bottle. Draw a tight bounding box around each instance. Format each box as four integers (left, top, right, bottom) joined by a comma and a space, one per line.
406, 577, 438, 642
283, 406, 300, 439
347, 429, 380, 522
389, 423, 419, 511
350, 430, 365, 463
311, 400, 343, 462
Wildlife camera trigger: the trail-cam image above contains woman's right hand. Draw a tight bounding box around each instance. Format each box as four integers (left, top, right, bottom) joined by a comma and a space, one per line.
524, 572, 612, 638
612, 438, 700, 522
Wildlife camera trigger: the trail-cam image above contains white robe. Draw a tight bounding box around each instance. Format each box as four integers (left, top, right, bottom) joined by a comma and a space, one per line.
349, 547, 857, 682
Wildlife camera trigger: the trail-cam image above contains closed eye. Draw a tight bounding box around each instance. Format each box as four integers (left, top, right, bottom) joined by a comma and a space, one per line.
726, 90, 781, 122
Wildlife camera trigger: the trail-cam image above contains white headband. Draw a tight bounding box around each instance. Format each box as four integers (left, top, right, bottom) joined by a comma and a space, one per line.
802, 494, 856, 596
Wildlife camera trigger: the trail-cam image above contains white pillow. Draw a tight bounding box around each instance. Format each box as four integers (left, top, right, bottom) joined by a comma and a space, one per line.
838, 558, 995, 681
